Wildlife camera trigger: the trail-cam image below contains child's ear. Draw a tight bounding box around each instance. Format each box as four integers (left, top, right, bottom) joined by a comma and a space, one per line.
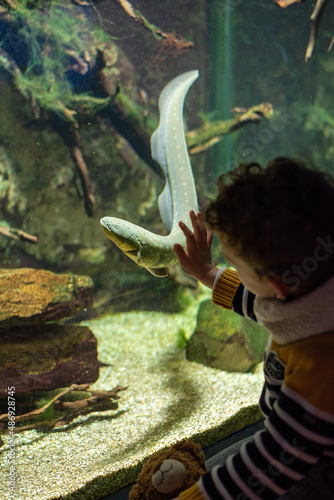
268, 277, 289, 299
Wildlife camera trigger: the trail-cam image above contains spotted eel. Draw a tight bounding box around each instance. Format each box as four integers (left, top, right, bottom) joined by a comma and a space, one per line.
100, 70, 199, 277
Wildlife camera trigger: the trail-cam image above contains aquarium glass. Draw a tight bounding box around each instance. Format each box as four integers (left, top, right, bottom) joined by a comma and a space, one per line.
0, 1, 333, 499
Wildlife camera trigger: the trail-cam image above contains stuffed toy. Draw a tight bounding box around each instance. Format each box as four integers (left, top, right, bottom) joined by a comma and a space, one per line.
129, 439, 206, 500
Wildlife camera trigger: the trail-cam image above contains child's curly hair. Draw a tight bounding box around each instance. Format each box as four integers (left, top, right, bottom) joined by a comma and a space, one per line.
204, 158, 334, 293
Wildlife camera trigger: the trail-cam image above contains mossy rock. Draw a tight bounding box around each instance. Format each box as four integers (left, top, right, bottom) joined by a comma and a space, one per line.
0, 268, 93, 327
186, 299, 269, 372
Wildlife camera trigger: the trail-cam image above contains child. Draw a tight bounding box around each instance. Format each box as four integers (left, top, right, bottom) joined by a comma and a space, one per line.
172, 158, 334, 499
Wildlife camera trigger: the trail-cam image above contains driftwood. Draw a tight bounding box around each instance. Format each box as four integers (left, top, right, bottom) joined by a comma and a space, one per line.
51, 120, 96, 217
328, 35, 334, 53
0, 1, 276, 218
99, 89, 163, 179
275, 0, 332, 61
305, 0, 331, 62
0, 384, 127, 438
114, 0, 194, 55
186, 103, 274, 155
0, 225, 38, 244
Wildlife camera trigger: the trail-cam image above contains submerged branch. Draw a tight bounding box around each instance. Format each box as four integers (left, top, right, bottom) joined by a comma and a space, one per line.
305, 0, 330, 62
275, 0, 331, 61
69, 143, 96, 216
113, 0, 172, 39
51, 120, 96, 216
0, 225, 38, 244
113, 0, 194, 54
0, 384, 88, 423
186, 103, 274, 155
0, 384, 127, 438
95, 48, 164, 178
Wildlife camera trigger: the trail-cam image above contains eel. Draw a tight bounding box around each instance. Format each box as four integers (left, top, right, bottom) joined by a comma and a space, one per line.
100, 70, 199, 277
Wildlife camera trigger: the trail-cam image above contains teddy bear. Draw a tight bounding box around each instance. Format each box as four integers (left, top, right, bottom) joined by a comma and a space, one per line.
129, 439, 206, 500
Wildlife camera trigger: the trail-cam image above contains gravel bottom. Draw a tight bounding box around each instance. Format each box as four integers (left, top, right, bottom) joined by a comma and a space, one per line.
0, 303, 263, 500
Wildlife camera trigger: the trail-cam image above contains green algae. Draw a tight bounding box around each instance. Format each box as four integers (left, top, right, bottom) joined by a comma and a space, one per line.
0, 0, 111, 123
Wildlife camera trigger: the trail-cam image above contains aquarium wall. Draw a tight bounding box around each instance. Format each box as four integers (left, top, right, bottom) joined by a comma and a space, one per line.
0, 1, 333, 499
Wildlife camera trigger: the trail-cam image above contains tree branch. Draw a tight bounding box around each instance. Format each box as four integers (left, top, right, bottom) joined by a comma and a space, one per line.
113, 0, 194, 56
305, 0, 330, 62
0, 225, 38, 244
275, 0, 331, 61
0, 384, 127, 439
186, 103, 274, 155
51, 119, 96, 217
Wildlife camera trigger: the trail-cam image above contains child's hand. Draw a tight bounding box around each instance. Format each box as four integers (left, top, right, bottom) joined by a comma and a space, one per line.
174, 210, 218, 289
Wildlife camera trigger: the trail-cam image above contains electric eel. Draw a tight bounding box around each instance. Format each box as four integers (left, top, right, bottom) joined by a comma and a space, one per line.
100, 70, 199, 277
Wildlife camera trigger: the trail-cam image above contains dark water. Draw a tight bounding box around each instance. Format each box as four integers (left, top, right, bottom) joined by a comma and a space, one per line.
0, 0, 333, 289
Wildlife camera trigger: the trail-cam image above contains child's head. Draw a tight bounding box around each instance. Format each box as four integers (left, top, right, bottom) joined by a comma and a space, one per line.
204, 158, 334, 298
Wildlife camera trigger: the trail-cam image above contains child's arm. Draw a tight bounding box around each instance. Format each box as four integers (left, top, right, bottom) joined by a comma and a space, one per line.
173, 211, 219, 289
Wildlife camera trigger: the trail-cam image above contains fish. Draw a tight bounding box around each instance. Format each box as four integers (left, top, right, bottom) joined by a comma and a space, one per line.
100, 70, 199, 277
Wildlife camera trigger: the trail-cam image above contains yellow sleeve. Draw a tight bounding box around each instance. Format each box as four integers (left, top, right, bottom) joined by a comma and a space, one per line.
178, 482, 205, 500
212, 268, 241, 310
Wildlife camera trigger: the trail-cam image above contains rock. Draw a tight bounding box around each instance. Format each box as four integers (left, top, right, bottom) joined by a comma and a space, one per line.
186, 299, 269, 372
0, 324, 100, 397
0, 268, 93, 328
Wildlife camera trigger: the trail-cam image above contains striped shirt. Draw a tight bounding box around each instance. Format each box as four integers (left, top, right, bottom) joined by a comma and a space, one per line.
179, 269, 334, 500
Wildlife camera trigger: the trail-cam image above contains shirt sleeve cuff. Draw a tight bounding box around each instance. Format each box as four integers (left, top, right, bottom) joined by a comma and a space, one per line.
212, 268, 241, 310
178, 482, 205, 500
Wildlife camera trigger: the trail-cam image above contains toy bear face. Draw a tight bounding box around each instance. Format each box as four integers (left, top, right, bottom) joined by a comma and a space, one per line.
129, 440, 206, 500
151, 459, 187, 493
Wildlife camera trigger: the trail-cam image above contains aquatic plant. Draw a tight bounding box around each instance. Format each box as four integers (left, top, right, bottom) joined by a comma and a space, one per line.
176, 327, 188, 349
0, 0, 276, 222
0, 0, 110, 123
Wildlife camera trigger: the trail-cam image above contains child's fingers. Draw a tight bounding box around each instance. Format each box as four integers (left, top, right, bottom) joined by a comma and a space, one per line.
190, 211, 209, 244
196, 212, 213, 247
173, 243, 188, 264
207, 228, 213, 247
178, 220, 198, 252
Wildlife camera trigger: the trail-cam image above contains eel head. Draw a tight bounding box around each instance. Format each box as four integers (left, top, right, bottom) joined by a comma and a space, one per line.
100, 216, 141, 261
100, 216, 170, 277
